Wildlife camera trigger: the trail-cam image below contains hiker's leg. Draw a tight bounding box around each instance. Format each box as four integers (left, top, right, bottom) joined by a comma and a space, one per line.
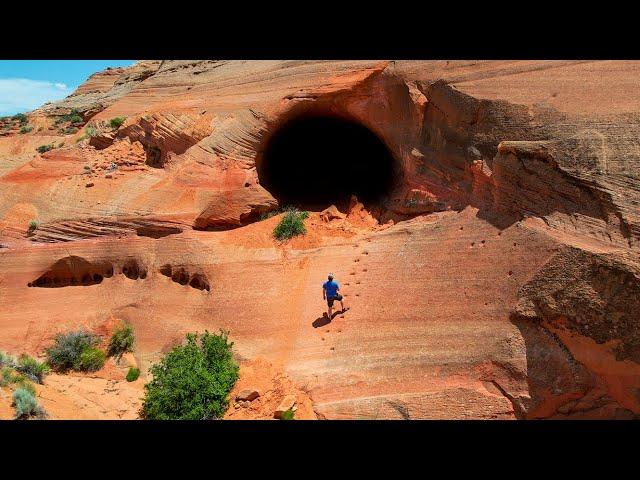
328, 305, 333, 319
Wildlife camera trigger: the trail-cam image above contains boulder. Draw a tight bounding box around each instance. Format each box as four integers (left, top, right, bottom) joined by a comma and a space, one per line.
236, 389, 260, 402
274, 395, 296, 419
320, 205, 345, 222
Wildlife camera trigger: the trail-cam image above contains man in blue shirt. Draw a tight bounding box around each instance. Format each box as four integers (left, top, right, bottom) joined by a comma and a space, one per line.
322, 273, 346, 320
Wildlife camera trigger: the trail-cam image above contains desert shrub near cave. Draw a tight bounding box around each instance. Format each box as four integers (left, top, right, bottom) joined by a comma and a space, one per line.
78, 347, 106, 372
27, 219, 38, 234
19, 125, 33, 134
0, 351, 16, 368
273, 208, 309, 240
126, 367, 140, 382
1, 366, 16, 387
280, 409, 295, 420
85, 125, 99, 137
36, 144, 55, 154
109, 117, 126, 129
12, 387, 46, 419
45, 330, 104, 372
107, 324, 135, 358
15, 354, 49, 384
140, 330, 239, 420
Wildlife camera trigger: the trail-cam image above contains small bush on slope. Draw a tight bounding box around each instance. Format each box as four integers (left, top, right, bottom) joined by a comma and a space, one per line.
85, 125, 99, 137
109, 117, 126, 129
280, 409, 295, 420
27, 220, 38, 233
36, 144, 55, 154
126, 367, 140, 382
1, 366, 15, 386
77, 347, 106, 372
107, 324, 134, 358
273, 208, 309, 240
0, 351, 16, 368
45, 330, 102, 372
15, 354, 49, 384
1, 365, 38, 394
12, 113, 27, 124
141, 330, 239, 420
12, 387, 46, 419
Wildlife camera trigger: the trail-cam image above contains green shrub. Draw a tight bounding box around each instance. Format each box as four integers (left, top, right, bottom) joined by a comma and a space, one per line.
77, 347, 106, 372
0, 351, 16, 368
12, 387, 46, 419
19, 125, 33, 134
280, 409, 295, 420
141, 330, 239, 420
0, 366, 34, 392
54, 110, 83, 126
15, 378, 36, 396
1, 366, 14, 386
45, 330, 101, 372
273, 208, 309, 240
126, 367, 140, 382
36, 144, 54, 154
15, 354, 49, 384
27, 219, 38, 233
12, 113, 28, 124
85, 125, 99, 137
107, 324, 134, 358
109, 117, 126, 129
63, 127, 78, 135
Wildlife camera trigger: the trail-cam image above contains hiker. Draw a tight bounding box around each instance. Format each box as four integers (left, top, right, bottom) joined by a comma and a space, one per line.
322, 273, 346, 320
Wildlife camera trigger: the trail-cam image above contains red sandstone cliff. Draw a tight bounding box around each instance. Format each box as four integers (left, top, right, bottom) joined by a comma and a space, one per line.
0, 60, 638, 419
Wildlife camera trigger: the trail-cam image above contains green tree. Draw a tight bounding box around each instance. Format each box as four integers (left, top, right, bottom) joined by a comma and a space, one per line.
141, 330, 239, 420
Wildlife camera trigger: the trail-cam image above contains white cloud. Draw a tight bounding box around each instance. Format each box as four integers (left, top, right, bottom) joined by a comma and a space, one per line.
0, 78, 73, 116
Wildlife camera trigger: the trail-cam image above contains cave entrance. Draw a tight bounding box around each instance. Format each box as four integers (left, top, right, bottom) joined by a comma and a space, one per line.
257, 114, 397, 211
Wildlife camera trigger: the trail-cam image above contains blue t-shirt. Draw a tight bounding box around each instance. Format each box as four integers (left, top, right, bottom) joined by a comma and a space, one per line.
323, 280, 339, 298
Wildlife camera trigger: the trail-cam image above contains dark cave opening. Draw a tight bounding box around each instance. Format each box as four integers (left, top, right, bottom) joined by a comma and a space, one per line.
257, 114, 397, 210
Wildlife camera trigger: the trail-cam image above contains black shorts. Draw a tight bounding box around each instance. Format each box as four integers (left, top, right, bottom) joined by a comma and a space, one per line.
327, 294, 343, 307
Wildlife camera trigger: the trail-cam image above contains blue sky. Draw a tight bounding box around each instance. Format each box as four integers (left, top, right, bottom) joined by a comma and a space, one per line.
0, 60, 135, 116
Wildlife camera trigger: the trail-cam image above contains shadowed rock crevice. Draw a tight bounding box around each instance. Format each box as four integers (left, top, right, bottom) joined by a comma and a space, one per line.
159, 264, 211, 291
28, 256, 114, 288
28, 256, 154, 287
257, 114, 398, 210
121, 258, 147, 280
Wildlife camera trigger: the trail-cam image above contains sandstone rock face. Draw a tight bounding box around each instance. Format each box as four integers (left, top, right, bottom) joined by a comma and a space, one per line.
0, 60, 639, 419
